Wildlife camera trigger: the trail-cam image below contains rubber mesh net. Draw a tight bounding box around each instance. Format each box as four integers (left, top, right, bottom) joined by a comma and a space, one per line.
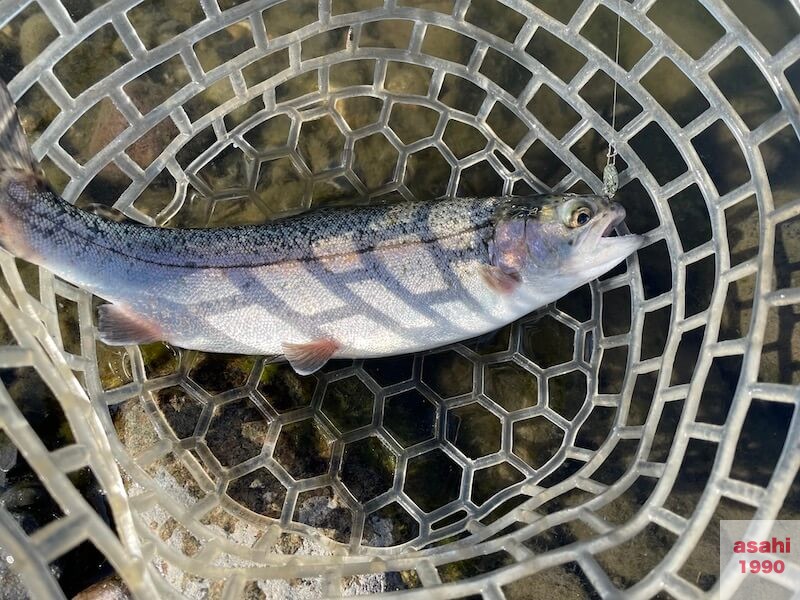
0, 0, 798, 598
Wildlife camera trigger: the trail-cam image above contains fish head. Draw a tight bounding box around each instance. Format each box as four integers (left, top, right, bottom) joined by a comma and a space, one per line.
493, 194, 644, 286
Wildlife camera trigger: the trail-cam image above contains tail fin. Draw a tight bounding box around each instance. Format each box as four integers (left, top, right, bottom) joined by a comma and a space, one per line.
0, 79, 43, 261
0, 79, 35, 174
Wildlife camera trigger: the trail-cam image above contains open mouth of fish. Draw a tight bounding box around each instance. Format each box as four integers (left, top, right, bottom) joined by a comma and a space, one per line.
601, 211, 625, 237
573, 204, 644, 258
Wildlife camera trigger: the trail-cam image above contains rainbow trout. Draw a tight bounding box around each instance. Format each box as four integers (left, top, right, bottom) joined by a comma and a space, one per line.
0, 82, 643, 374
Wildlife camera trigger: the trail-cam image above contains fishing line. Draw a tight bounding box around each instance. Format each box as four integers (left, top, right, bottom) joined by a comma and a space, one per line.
602, 0, 623, 198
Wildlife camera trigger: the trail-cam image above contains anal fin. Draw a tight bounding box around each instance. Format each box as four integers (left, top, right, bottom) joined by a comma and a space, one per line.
282, 338, 340, 375
97, 304, 163, 345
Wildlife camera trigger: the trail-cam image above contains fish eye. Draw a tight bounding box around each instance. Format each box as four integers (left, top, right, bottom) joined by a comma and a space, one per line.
568, 206, 593, 228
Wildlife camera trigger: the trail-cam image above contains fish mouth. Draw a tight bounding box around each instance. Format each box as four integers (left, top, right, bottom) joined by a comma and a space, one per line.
562, 200, 644, 278
580, 203, 627, 246
600, 204, 626, 237
576, 202, 644, 256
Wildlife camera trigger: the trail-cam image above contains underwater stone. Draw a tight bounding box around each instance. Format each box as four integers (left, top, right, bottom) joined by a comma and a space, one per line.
19, 12, 57, 66
0, 548, 38, 599
73, 575, 132, 600
0, 430, 16, 488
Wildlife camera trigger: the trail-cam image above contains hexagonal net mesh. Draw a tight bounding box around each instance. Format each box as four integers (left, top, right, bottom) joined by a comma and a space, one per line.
0, 0, 798, 597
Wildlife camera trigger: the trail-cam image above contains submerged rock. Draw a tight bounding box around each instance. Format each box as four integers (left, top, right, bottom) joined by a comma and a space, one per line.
73, 575, 132, 600
19, 12, 56, 66
0, 431, 16, 489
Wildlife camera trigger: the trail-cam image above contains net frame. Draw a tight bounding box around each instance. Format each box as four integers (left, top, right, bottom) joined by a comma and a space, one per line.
0, 0, 796, 598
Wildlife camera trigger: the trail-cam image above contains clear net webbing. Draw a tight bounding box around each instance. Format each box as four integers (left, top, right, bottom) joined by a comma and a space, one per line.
0, 0, 798, 598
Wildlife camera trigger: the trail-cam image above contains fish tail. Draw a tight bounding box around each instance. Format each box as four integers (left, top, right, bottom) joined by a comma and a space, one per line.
0, 79, 35, 175
0, 78, 45, 261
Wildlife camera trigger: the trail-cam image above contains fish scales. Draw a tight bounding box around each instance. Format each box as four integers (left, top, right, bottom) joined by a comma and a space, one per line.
5, 180, 497, 268
0, 79, 644, 373
3, 179, 518, 356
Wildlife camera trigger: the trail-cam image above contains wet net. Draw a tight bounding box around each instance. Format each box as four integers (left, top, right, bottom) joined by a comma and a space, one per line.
0, 0, 798, 598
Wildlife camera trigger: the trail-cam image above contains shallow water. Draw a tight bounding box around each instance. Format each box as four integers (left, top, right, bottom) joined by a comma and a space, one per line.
0, 0, 798, 597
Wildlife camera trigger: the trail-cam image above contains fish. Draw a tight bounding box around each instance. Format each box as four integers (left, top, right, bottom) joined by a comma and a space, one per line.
0, 81, 644, 375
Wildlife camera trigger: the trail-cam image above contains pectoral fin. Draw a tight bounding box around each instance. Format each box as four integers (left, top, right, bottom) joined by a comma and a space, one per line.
480, 265, 521, 294
97, 304, 163, 345
282, 338, 340, 375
